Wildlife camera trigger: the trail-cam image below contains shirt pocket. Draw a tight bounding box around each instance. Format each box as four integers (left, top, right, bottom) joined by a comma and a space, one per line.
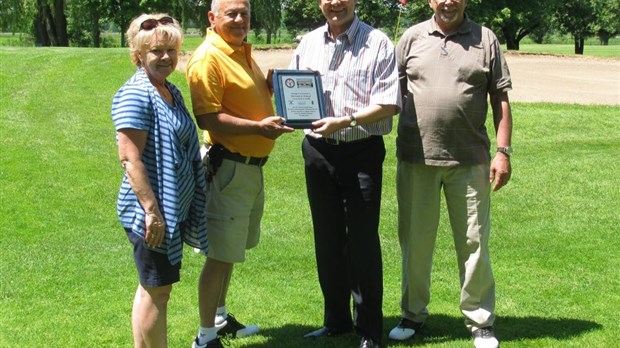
456, 44, 489, 90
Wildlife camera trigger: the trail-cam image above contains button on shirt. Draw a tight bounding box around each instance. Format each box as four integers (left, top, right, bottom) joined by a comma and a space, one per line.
290, 16, 401, 142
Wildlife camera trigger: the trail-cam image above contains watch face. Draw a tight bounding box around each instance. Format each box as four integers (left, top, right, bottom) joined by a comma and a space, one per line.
349, 115, 357, 127
498, 147, 512, 155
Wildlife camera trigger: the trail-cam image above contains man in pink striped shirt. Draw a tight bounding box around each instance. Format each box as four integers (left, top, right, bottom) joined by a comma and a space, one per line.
289, 1, 401, 347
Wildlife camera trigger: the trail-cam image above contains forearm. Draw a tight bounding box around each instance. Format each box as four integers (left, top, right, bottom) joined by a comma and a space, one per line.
196, 112, 291, 140
196, 112, 262, 136
490, 92, 512, 147
122, 159, 160, 215
352, 104, 397, 126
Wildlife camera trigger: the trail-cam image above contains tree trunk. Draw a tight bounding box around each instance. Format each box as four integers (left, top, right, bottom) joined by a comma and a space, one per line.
502, 28, 520, 50
33, 0, 68, 46
93, 24, 101, 47
53, 0, 68, 46
598, 32, 610, 45
33, 14, 50, 46
92, 13, 101, 47
38, 1, 57, 46
120, 22, 127, 47
574, 36, 584, 55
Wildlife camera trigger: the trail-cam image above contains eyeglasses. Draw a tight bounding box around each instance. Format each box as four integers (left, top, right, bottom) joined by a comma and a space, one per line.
140, 17, 174, 31
434, 0, 462, 3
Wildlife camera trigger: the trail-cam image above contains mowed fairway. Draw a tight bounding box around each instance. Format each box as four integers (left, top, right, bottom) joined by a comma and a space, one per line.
1, 47, 619, 347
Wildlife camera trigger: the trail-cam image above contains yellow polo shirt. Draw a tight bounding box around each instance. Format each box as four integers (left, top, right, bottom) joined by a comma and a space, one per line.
186, 29, 274, 157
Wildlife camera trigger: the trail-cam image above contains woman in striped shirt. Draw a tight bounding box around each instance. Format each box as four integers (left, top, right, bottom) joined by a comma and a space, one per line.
111, 14, 208, 347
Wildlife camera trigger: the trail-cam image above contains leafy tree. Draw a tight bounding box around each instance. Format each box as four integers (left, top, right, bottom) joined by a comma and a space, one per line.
0, 0, 32, 33
282, 0, 413, 40
282, 0, 323, 38
67, 0, 105, 47
591, 0, 620, 45
105, 0, 208, 46
139, 0, 207, 31
555, 0, 596, 54
106, 0, 140, 47
466, 0, 561, 51
32, 0, 69, 46
398, 0, 434, 36
253, 0, 281, 44
357, 0, 400, 31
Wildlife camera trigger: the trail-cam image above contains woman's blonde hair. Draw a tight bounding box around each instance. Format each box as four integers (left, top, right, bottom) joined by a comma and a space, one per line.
126, 13, 184, 67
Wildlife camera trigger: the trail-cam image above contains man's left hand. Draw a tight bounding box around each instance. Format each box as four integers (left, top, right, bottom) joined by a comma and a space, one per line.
490, 153, 511, 191
310, 116, 349, 136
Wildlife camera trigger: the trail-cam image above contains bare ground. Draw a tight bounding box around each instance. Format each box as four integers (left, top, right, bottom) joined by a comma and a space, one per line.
179, 49, 620, 105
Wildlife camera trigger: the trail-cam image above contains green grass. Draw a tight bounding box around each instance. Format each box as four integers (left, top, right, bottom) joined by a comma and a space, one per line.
515, 43, 620, 58
1, 47, 619, 347
0, 31, 297, 51
3, 31, 619, 58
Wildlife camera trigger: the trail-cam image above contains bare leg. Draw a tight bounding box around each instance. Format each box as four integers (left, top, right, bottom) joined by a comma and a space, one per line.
132, 287, 147, 348
198, 258, 233, 328
218, 270, 233, 308
132, 283, 172, 348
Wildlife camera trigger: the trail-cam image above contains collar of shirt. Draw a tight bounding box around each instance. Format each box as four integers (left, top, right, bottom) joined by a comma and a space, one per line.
206, 28, 253, 68
321, 15, 361, 45
427, 13, 472, 38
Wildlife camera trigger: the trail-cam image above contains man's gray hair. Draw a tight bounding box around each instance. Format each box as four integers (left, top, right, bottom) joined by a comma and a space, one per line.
211, 0, 219, 13
211, 0, 251, 15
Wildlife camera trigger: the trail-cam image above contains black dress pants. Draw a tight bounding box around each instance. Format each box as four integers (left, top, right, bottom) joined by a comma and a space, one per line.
302, 135, 385, 343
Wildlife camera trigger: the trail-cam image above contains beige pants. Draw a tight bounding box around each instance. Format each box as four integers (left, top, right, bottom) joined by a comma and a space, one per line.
396, 161, 495, 331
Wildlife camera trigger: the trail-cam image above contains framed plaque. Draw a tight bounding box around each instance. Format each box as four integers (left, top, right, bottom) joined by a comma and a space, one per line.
273, 70, 326, 129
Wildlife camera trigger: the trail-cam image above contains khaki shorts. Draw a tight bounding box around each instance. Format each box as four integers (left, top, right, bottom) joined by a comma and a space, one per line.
204, 157, 264, 263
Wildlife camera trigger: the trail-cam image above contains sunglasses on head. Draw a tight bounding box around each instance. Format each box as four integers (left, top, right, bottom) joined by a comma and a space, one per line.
140, 16, 174, 31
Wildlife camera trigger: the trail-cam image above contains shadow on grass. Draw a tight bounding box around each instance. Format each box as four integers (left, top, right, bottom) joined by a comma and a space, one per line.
383, 314, 602, 345
239, 314, 601, 347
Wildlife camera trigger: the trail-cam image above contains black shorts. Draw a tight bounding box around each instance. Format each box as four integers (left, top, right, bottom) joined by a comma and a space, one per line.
125, 228, 181, 287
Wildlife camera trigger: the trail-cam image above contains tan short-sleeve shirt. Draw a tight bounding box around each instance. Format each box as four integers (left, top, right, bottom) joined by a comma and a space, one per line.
396, 16, 512, 166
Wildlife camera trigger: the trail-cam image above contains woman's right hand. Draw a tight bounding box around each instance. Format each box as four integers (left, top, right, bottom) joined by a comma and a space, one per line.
145, 211, 166, 248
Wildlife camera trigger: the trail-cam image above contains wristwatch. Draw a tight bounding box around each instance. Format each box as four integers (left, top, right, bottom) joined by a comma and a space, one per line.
348, 115, 357, 127
496, 146, 513, 156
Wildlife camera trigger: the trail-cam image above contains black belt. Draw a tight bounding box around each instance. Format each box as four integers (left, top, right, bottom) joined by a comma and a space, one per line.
318, 135, 378, 145
222, 148, 268, 166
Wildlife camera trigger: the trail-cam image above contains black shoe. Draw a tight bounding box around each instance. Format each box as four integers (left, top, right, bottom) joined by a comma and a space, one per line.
360, 337, 380, 348
216, 313, 259, 338
304, 326, 352, 338
192, 336, 224, 348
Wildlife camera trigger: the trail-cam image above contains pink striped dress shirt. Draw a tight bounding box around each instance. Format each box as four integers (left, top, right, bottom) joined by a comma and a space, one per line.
290, 16, 401, 142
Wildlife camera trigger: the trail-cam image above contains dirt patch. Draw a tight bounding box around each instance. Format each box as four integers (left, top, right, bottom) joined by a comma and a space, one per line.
178, 49, 620, 106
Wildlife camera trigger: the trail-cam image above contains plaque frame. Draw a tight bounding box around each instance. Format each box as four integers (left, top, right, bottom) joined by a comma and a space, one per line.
273, 70, 326, 129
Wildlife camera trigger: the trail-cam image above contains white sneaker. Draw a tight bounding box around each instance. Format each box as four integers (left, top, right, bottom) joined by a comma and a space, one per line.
193, 247, 207, 255
388, 318, 424, 340
473, 327, 499, 348
216, 313, 259, 338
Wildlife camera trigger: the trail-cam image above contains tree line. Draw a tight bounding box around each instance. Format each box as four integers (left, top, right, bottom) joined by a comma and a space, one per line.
1, 0, 618, 54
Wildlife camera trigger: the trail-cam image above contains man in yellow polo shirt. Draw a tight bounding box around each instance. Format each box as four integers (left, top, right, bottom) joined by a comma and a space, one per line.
186, 1, 293, 347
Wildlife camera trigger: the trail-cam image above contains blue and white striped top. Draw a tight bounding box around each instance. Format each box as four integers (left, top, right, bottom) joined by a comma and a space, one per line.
290, 16, 401, 142
111, 68, 208, 265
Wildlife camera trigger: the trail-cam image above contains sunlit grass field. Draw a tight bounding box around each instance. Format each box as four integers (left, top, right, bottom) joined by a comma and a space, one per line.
1, 47, 619, 347
2, 31, 619, 58
517, 43, 620, 58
